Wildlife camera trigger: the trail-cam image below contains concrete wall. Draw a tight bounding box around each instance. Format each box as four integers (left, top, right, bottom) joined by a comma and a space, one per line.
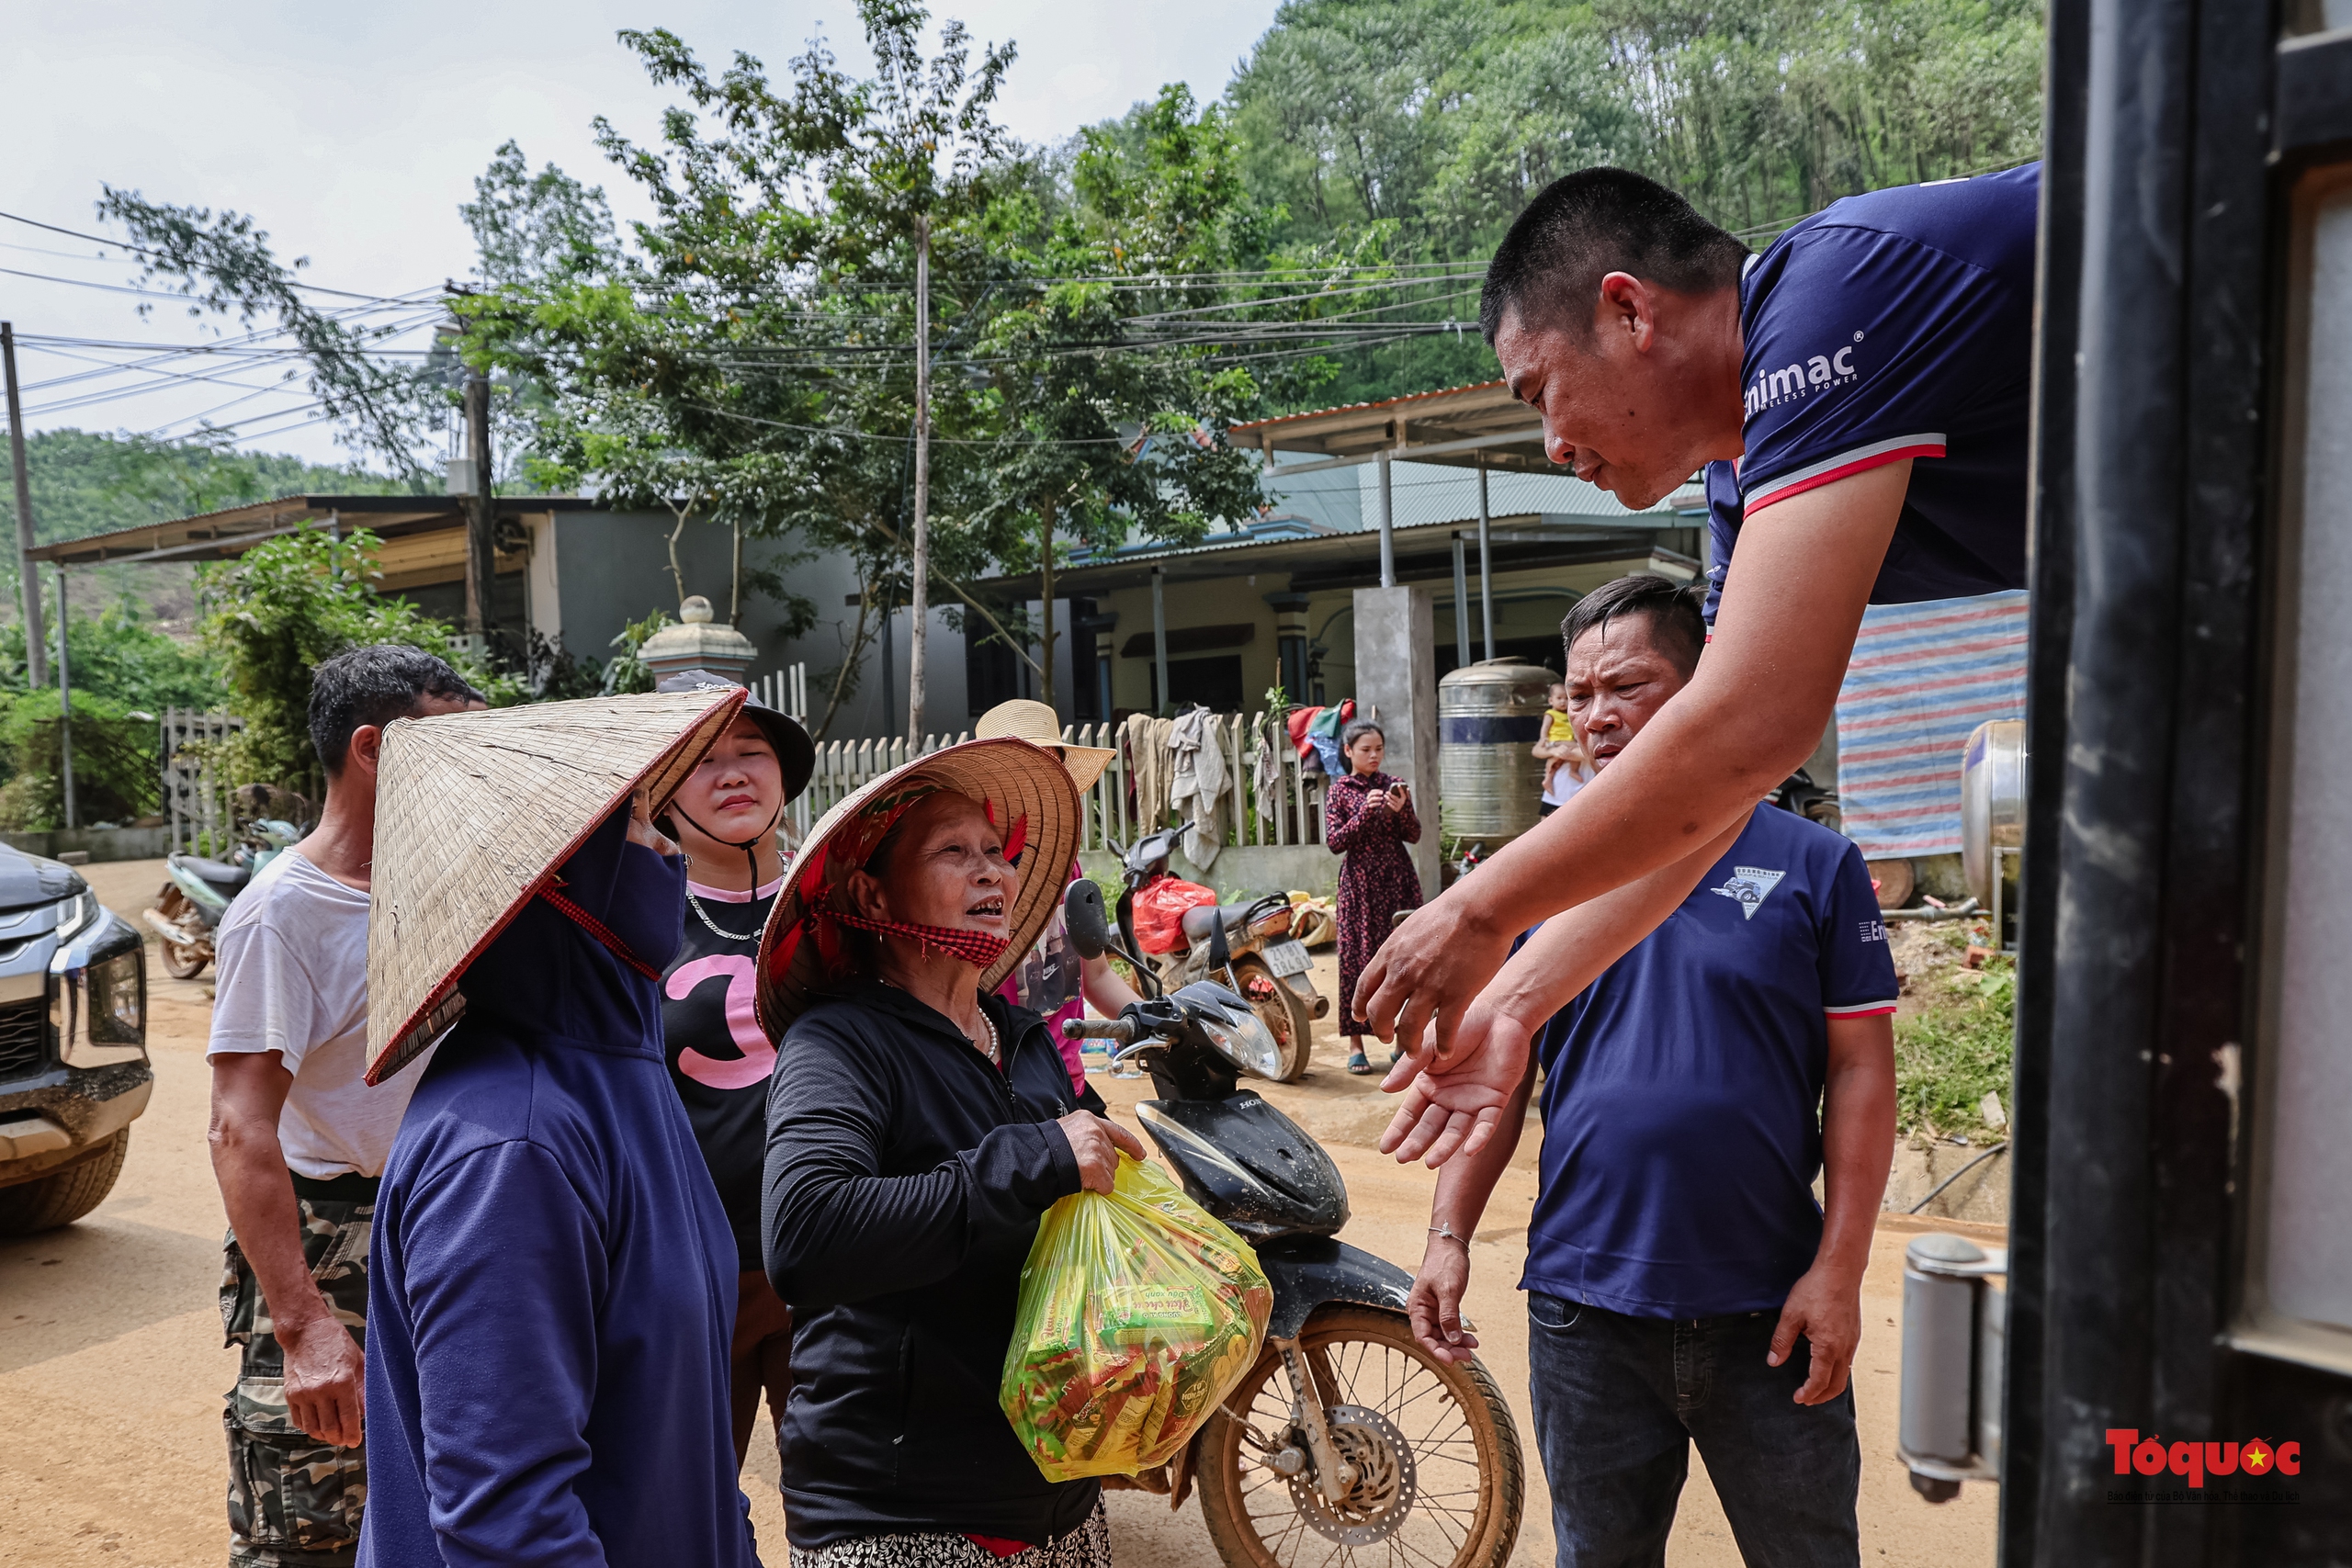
3, 827, 173, 863
1352, 585, 1442, 897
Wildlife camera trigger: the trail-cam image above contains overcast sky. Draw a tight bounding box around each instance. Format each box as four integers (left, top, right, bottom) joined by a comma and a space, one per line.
1, 0, 1279, 468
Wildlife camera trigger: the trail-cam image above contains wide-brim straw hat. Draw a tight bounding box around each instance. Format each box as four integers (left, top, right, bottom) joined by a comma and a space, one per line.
973, 698, 1115, 792
753, 737, 1080, 1040
365, 686, 747, 1085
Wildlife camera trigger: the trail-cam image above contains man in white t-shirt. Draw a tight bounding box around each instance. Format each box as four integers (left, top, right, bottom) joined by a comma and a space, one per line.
207, 645, 481, 1568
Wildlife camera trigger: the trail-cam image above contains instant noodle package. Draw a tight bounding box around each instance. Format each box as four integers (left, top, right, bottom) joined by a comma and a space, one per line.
1001, 1156, 1272, 1481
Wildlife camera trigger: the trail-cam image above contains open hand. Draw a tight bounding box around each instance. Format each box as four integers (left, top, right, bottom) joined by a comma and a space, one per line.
1058, 1111, 1147, 1193
1377, 998, 1535, 1166
1769, 1263, 1863, 1404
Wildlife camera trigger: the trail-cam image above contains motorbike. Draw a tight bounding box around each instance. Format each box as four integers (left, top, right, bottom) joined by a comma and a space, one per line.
1107, 821, 1327, 1082
1061, 880, 1525, 1568
144, 818, 300, 980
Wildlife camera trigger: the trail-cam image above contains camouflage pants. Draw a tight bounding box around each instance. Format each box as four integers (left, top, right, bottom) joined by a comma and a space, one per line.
220, 1196, 370, 1568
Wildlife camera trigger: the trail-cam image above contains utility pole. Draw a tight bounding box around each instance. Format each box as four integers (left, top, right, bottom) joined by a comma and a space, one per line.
54, 567, 73, 830
2, 324, 48, 687
905, 213, 931, 746
463, 370, 495, 637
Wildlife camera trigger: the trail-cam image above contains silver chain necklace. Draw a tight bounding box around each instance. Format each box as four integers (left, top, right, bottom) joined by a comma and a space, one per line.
684, 881, 765, 943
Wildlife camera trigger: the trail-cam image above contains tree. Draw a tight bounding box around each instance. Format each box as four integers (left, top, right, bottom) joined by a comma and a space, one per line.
1224, 0, 2045, 407
610, 4, 1020, 743
0, 428, 395, 628
195, 528, 508, 785
95, 190, 450, 484
967, 85, 1272, 710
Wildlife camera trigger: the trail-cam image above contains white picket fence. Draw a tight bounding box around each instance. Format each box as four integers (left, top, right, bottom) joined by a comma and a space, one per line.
781, 710, 1325, 852
159, 708, 246, 857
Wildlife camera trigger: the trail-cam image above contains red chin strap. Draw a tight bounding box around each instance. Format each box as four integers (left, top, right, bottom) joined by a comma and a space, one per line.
828, 908, 1011, 970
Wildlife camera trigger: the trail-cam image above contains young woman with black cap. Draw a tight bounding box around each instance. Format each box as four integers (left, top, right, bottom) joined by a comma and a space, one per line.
650, 668, 818, 1472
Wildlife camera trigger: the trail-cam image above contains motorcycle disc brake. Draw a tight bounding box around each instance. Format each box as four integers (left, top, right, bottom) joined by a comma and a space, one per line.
1285, 1403, 1418, 1546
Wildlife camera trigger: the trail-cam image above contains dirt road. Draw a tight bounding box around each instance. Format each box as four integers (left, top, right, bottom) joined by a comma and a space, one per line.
1, 863, 1999, 1566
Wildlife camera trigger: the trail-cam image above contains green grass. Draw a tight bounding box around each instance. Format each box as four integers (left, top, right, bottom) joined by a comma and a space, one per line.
1894, 935, 2015, 1140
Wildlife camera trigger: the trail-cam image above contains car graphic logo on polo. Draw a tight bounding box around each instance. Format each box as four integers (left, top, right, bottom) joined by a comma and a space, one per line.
1711, 867, 1786, 919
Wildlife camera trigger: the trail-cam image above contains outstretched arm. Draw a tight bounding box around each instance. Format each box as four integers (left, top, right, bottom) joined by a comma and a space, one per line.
1354, 461, 1908, 1063
1377, 810, 1749, 1166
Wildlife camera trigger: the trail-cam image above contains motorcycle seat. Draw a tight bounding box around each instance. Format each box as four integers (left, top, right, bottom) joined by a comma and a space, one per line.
1181, 899, 1283, 942
175, 855, 249, 892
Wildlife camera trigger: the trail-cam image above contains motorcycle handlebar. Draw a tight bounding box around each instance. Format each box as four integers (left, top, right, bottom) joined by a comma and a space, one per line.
1061, 1018, 1138, 1045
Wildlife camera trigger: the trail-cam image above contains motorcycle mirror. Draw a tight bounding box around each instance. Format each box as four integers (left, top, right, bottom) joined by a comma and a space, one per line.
1063, 880, 1112, 960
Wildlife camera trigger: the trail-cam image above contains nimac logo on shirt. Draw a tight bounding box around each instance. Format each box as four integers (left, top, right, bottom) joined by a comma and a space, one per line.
1744, 333, 1863, 418
1711, 866, 1787, 920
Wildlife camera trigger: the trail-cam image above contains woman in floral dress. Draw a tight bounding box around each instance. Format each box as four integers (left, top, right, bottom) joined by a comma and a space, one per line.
1325, 719, 1422, 1074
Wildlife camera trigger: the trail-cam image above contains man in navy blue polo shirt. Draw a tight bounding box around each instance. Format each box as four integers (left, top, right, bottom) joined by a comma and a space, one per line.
1357, 164, 2031, 1123
1407, 575, 1898, 1566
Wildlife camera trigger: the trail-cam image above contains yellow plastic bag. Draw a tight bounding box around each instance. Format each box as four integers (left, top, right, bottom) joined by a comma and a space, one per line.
1001, 1155, 1272, 1481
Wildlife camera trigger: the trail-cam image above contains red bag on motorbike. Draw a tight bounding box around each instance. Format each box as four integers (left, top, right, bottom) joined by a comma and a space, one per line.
1131, 875, 1216, 955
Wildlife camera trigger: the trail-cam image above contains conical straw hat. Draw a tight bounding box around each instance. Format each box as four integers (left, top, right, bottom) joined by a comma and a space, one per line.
365, 686, 747, 1085
753, 738, 1080, 1040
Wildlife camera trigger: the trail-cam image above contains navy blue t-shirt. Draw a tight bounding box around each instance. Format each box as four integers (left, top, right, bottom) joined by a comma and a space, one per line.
1703, 164, 2040, 624
1521, 806, 1898, 1318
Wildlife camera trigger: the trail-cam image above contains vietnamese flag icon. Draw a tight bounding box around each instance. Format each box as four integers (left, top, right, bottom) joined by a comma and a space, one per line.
2244, 1441, 2273, 1474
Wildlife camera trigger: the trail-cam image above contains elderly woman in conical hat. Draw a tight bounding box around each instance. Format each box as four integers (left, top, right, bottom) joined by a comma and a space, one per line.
756, 738, 1143, 1568
356, 689, 759, 1568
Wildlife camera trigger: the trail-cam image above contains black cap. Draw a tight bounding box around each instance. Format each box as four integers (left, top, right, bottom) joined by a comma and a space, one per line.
654, 670, 816, 801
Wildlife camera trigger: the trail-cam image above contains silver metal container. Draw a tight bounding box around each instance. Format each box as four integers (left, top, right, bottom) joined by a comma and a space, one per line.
1960, 718, 2028, 906
1439, 657, 1557, 850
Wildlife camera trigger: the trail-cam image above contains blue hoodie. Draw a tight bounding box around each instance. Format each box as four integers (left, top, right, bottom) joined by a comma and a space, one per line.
359, 807, 758, 1568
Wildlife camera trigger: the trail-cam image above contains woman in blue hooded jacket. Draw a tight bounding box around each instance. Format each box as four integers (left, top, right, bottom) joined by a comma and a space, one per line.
356, 693, 760, 1568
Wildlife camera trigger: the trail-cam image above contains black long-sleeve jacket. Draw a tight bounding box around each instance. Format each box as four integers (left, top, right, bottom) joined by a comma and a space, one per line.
762, 979, 1105, 1550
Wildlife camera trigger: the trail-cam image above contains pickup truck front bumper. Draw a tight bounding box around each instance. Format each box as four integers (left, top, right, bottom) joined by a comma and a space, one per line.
0, 901, 151, 1190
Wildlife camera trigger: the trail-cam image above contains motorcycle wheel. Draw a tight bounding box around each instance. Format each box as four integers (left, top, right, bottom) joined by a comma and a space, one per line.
152, 889, 209, 980
1235, 959, 1315, 1083
1195, 1304, 1523, 1568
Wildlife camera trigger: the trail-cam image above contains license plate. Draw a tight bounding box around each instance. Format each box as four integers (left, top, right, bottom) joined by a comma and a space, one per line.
1263, 939, 1311, 977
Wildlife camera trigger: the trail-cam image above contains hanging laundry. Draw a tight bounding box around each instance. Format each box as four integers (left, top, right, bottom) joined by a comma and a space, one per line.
1285, 705, 1325, 762
1252, 711, 1287, 802
1168, 706, 1230, 869
1124, 712, 1175, 829
1305, 699, 1355, 780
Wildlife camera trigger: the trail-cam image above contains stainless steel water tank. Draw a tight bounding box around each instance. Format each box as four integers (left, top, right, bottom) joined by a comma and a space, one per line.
1439, 657, 1557, 849
1960, 718, 2027, 905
